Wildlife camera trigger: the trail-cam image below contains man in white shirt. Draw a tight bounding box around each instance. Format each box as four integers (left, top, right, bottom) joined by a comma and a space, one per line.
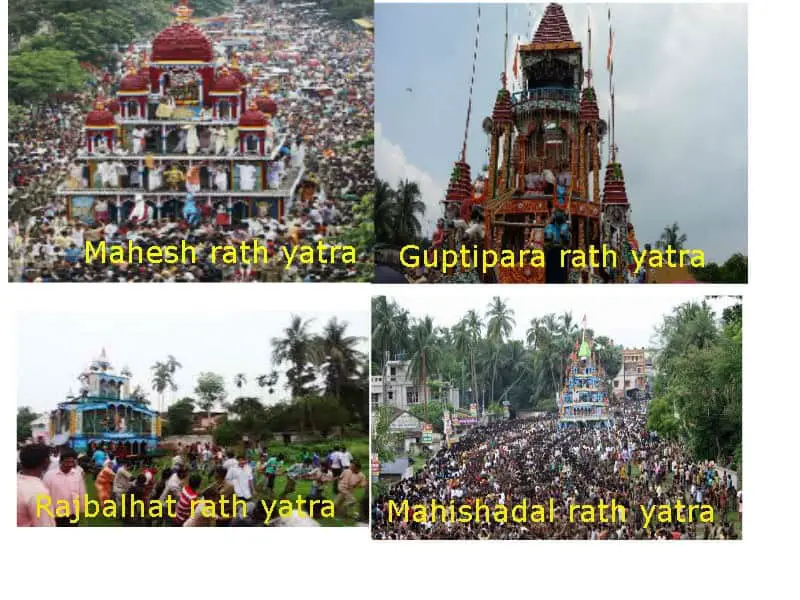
340, 446, 352, 470
222, 452, 238, 472
225, 455, 254, 501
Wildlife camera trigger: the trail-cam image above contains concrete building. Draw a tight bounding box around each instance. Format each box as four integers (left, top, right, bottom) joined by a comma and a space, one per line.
612, 347, 648, 398
370, 357, 460, 412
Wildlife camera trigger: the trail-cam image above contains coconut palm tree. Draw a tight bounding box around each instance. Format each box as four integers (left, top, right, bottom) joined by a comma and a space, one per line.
150, 361, 176, 414
371, 296, 411, 366
526, 316, 543, 350
374, 178, 395, 245
452, 310, 483, 410
656, 222, 688, 251
162, 355, 182, 407
256, 370, 279, 401
271, 315, 315, 399
233, 373, 247, 390
392, 179, 425, 246
406, 315, 442, 415
315, 317, 365, 402
485, 296, 516, 407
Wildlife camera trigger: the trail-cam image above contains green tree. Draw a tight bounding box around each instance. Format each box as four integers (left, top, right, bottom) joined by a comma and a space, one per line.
194, 372, 227, 427
485, 296, 516, 405
18, 407, 39, 442
315, 317, 365, 402
594, 336, 622, 382
228, 396, 267, 442
212, 419, 239, 447
371, 405, 401, 462
408, 400, 451, 433
391, 180, 426, 246
406, 315, 442, 413
648, 300, 741, 467
256, 370, 280, 402
306, 396, 350, 437
233, 373, 247, 390
130, 385, 149, 405
374, 178, 395, 246
9, 49, 88, 105
165, 397, 195, 436
645, 396, 680, 439
340, 193, 375, 281
722, 303, 743, 326
272, 315, 316, 399
655, 222, 688, 252
150, 360, 177, 414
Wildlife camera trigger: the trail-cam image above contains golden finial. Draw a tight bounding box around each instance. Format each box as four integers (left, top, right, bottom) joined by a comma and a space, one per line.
173, 0, 193, 23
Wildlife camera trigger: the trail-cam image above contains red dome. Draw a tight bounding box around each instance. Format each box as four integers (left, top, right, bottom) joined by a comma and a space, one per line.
229, 67, 248, 87
255, 96, 278, 115
212, 72, 242, 93
239, 107, 267, 128
151, 22, 213, 63
579, 87, 600, 122
85, 100, 115, 127
105, 99, 121, 114
492, 88, 514, 126
119, 72, 148, 93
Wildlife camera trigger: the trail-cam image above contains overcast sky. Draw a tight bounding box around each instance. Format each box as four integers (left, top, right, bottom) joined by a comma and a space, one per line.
16, 310, 369, 414
375, 287, 740, 348
375, 3, 747, 263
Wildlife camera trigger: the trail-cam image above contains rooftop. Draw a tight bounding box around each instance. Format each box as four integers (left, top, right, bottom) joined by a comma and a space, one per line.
532, 3, 574, 45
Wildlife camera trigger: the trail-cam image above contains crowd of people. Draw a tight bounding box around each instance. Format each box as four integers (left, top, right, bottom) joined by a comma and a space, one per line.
372, 404, 742, 540
17, 440, 368, 527
8, 2, 374, 282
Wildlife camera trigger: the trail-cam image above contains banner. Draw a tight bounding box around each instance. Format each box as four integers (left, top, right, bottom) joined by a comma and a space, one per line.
421, 423, 433, 444
469, 403, 478, 418
70, 196, 96, 225
371, 453, 380, 476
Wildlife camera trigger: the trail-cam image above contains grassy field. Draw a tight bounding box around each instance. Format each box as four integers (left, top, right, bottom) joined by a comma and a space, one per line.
79, 437, 368, 527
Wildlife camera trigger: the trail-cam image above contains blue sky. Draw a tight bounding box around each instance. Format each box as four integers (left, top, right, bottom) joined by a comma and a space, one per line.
375, 3, 748, 263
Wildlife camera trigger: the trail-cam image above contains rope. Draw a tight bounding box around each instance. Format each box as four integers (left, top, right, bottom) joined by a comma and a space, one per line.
527, 3, 532, 40
461, 4, 481, 162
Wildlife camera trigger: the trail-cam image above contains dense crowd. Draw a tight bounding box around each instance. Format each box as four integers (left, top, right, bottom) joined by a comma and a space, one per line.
372, 406, 741, 540
18, 440, 367, 526
8, 2, 373, 282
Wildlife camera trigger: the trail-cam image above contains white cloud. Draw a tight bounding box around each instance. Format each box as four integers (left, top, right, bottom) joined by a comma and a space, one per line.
375, 122, 446, 237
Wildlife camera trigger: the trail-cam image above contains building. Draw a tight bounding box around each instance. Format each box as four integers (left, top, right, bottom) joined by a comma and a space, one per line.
191, 411, 227, 433
557, 319, 612, 428
613, 347, 648, 398
370, 356, 460, 412
49, 349, 160, 455
57, 0, 307, 227
30, 416, 50, 445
